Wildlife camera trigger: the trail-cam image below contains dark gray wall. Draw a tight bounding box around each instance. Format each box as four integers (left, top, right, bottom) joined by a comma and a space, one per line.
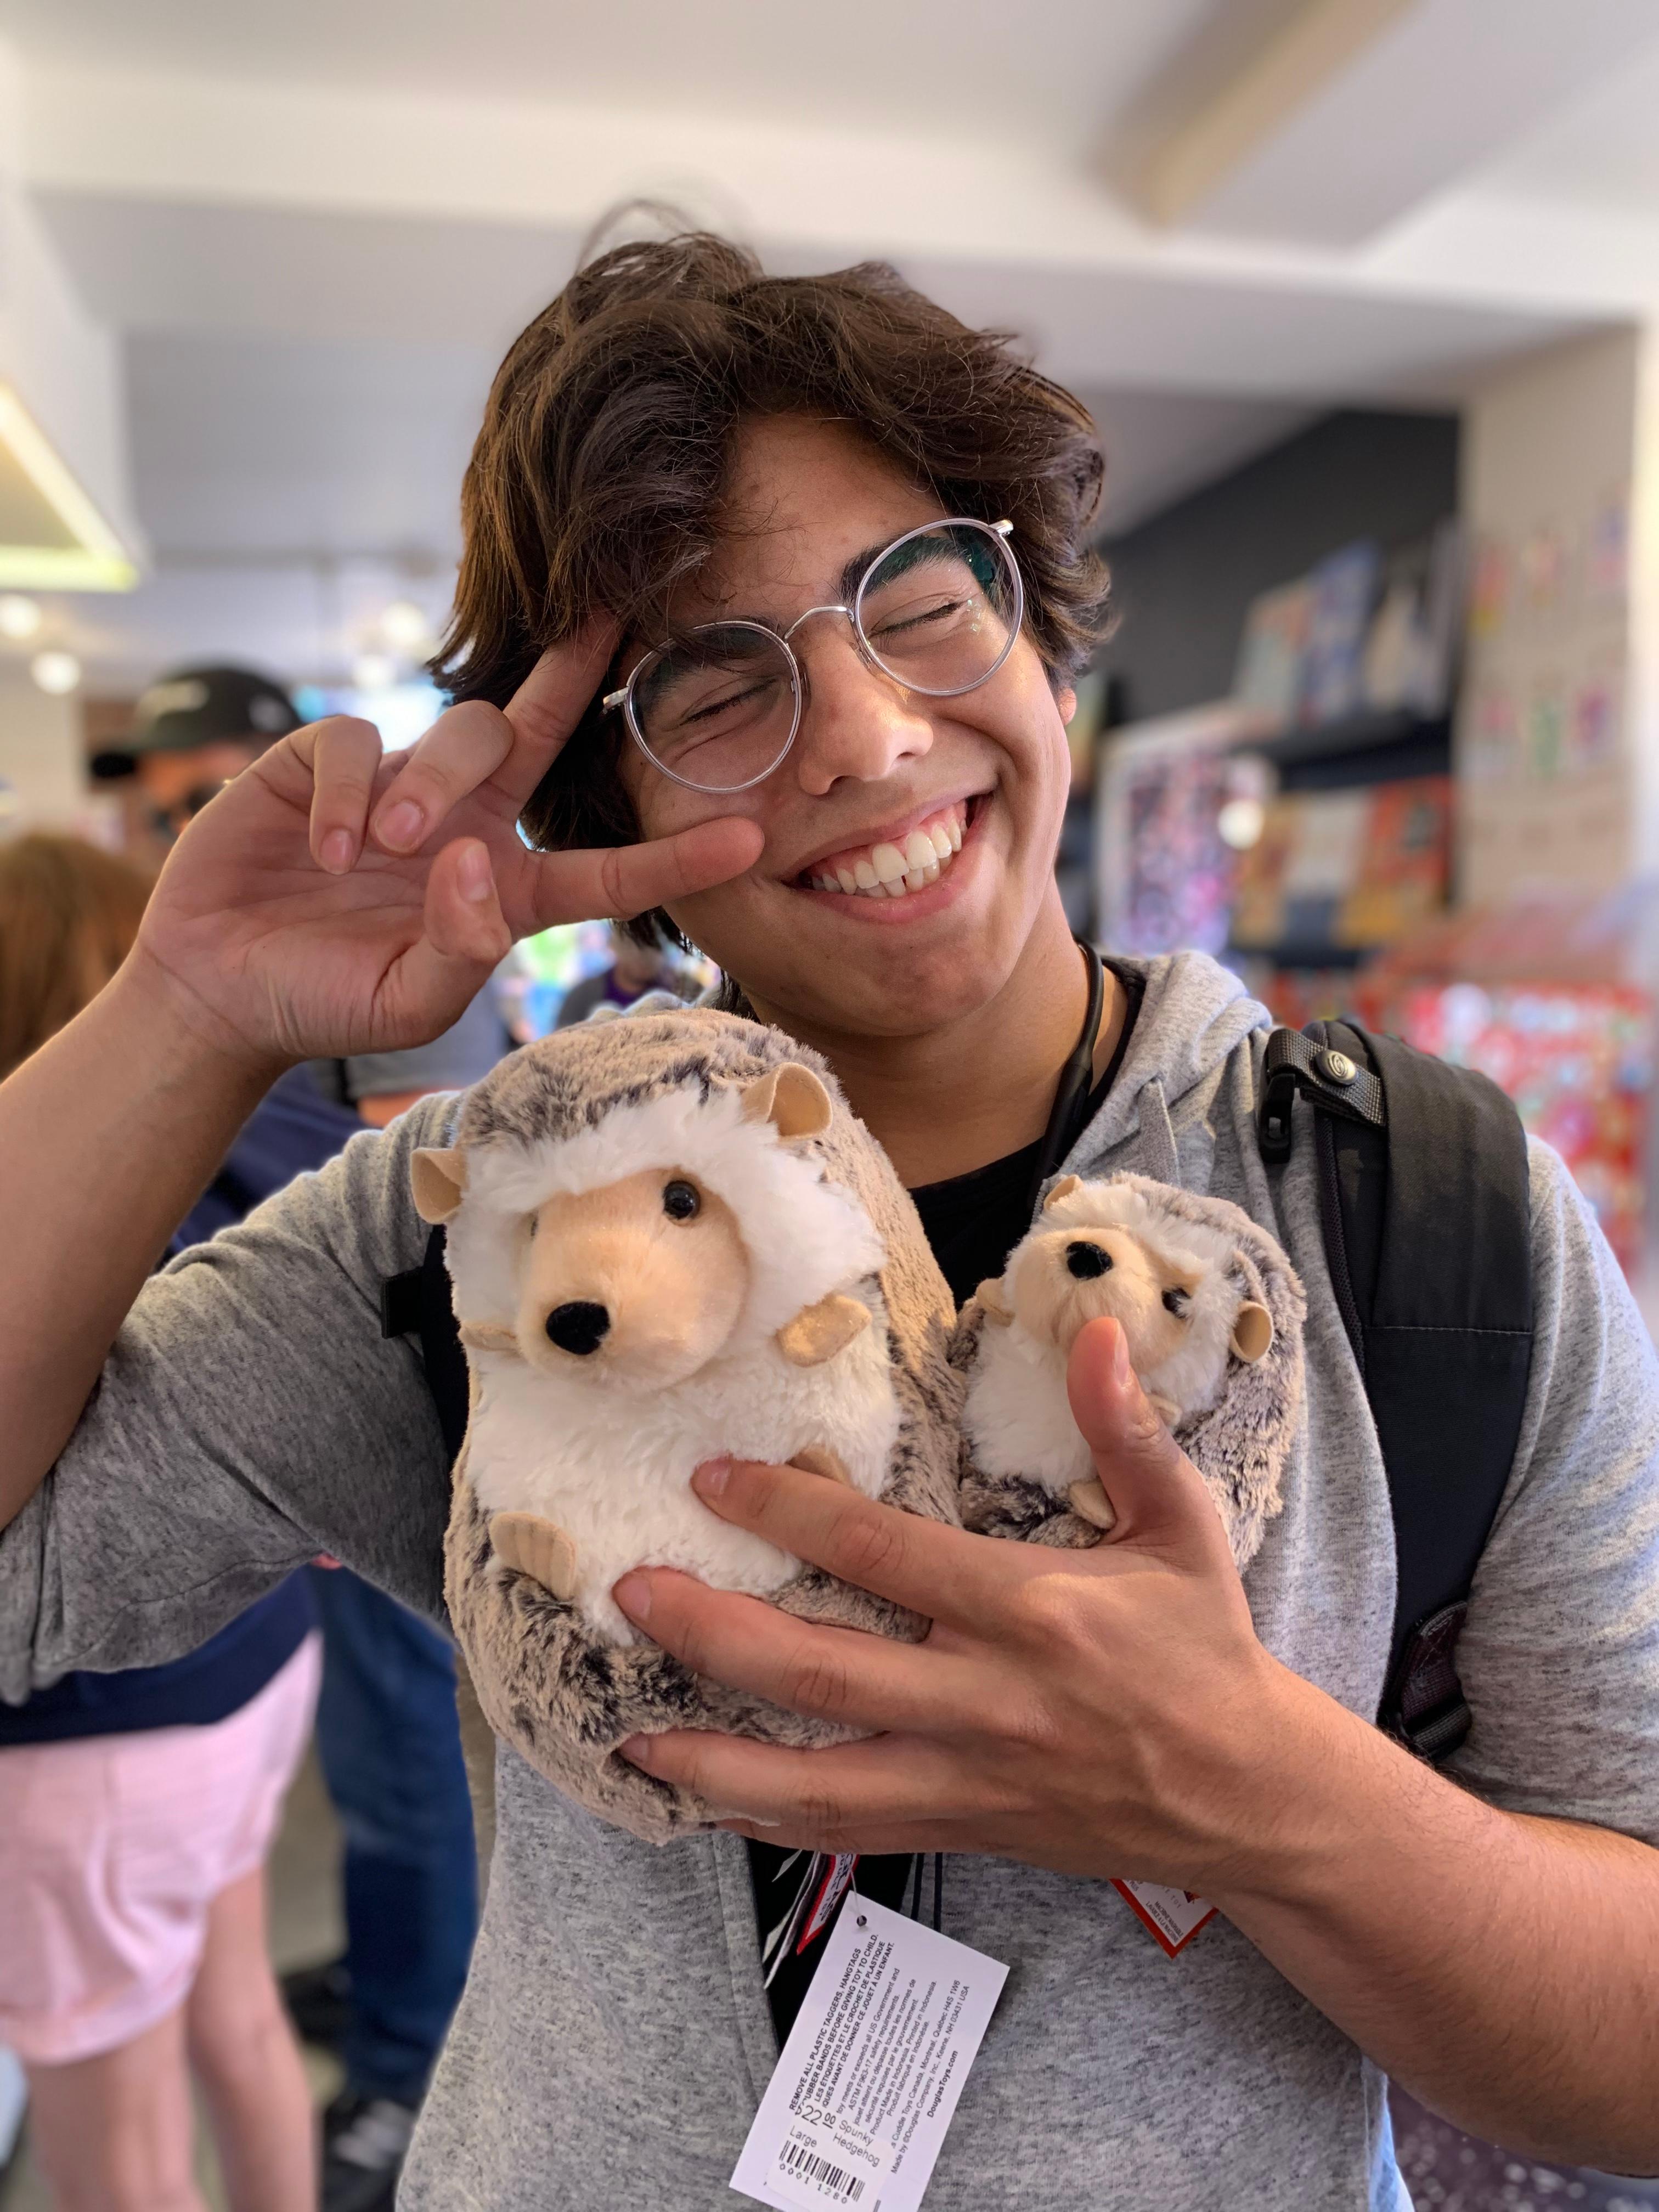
1098, 407, 1459, 726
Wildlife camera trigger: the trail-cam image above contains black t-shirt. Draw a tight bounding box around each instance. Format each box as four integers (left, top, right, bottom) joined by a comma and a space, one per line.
749, 963, 1145, 2039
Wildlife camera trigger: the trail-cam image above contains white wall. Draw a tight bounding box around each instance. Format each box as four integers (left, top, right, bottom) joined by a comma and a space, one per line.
1456, 326, 1647, 902
0, 673, 84, 829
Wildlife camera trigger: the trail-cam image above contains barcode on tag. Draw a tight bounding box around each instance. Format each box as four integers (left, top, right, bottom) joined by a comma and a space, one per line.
731, 1896, 1007, 2212
777, 2134, 865, 2202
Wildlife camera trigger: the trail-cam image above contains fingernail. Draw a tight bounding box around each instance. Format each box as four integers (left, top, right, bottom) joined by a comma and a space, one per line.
458, 845, 492, 901
692, 1456, 732, 1498
1112, 1323, 1131, 1384
618, 1734, 656, 1769
377, 800, 424, 850
613, 1572, 651, 1624
320, 828, 353, 873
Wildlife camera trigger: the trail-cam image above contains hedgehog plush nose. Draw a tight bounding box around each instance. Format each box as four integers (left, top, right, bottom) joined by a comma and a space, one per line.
545, 1301, 611, 1356
1066, 1240, 1111, 1280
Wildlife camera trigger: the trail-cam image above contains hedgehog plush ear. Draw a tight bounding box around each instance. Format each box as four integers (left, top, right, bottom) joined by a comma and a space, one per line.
1043, 1173, 1082, 1210
740, 1062, 833, 1141
411, 1146, 467, 1224
1231, 1301, 1274, 1362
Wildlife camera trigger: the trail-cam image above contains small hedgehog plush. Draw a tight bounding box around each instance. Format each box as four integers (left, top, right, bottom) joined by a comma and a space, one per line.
958, 1172, 1305, 1571
420, 1007, 961, 1842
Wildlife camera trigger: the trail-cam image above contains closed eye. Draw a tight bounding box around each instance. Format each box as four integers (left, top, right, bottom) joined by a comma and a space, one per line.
1161, 1286, 1191, 1318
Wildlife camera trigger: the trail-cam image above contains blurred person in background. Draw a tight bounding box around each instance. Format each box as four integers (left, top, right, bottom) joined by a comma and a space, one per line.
90, 665, 305, 867
289, 1029, 499, 2212
91, 653, 491, 2212
554, 916, 689, 1025
0, 833, 319, 2212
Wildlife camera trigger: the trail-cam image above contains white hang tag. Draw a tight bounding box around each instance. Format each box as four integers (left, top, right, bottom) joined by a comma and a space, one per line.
1111, 1878, 1217, 1957
731, 1894, 1008, 2212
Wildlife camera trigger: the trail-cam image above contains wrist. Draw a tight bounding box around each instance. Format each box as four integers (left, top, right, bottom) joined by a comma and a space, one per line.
1185, 1660, 1380, 1906
109, 945, 295, 1102
1197, 1662, 1448, 1916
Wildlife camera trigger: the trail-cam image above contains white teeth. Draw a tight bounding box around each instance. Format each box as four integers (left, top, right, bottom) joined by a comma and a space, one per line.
804, 802, 972, 898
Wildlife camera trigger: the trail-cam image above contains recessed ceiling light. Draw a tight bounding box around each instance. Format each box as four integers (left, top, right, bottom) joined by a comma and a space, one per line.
380, 600, 430, 653
0, 594, 42, 640
31, 649, 82, 695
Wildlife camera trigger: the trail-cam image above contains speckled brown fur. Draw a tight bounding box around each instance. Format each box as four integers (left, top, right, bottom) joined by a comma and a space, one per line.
442, 1008, 962, 1844
952, 1173, 1306, 1572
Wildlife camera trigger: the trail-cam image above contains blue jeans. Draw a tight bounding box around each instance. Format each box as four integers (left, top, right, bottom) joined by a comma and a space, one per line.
308, 1569, 479, 2106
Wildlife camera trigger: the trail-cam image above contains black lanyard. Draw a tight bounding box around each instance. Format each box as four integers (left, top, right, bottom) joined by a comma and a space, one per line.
1026, 939, 1107, 1218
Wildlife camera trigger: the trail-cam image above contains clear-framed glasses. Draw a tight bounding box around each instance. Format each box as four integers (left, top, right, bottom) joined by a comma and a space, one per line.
602, 517, 1023, 795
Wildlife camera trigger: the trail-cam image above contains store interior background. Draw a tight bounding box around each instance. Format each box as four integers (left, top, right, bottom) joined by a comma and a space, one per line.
4, 2, 1659, 2204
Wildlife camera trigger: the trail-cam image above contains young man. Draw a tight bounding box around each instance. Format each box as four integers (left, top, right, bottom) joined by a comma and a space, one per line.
3, 234, 1657, 2210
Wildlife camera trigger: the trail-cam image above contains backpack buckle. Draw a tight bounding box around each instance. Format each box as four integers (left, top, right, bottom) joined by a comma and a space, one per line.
1258, 1026, 1387, 1165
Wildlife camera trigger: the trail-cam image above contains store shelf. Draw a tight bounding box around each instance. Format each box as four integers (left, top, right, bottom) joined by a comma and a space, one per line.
1228, 941, 1373, 970
1232, 708, 1451, 772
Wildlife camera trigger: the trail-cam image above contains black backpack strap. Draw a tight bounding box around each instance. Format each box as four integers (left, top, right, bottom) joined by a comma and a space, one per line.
1259, 1017, 1534, 1762
381, 1227, 470, 1465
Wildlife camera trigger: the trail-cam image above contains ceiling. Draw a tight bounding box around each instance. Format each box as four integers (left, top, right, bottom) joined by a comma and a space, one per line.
1, 0, 1657, 696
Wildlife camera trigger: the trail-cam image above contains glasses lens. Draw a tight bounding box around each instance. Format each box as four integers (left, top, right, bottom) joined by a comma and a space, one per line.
856, 523, 1020, 697
629, 623, 798, 792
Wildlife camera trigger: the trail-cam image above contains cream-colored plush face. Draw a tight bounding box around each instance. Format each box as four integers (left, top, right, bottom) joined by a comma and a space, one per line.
1006, 1223, 1199, 1372
516, 1165, 751, 1389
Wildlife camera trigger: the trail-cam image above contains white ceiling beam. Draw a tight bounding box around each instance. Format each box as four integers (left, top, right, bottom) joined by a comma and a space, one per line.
1134, 0, 1415, 229
1122, 0, 1659, 248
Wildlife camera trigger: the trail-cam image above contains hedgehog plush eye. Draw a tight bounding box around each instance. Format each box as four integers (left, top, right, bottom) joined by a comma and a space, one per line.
1162, 1286, 1192, 1319
662, 1178, 701, 1222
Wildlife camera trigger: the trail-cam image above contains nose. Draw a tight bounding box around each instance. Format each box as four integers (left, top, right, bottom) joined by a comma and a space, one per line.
545, 1301, 611, 1356
791, 625, 934, 796
1066, 1241, 1111, 1280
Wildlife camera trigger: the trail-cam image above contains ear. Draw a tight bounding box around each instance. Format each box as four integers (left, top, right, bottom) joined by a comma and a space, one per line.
776, 1292, 870, 1368
1231, 1300, 1274, 1362
974, 1274, 1014, 1326
740, 1062, 833, 1141
412, 1146, 467, 1224
1043, 1173, 1082, 1210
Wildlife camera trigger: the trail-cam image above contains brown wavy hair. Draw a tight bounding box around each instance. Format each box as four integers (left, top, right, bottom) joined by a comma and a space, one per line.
435, 229, 1110, 936
0, 834, 153, 1080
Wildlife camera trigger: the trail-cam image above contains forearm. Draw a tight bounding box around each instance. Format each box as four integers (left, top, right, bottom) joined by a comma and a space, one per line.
1210, 1670, 1659, 2173
0, 950, 281, 1522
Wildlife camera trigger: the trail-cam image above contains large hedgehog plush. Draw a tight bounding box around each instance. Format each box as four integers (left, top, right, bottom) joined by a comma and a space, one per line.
414, 1008, 961, 1843
956, 1172, 1306, 1572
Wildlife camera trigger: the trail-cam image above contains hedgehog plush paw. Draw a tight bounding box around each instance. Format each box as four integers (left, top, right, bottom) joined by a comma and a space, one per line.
1067, 1478, 1118, 1533
489, 1511, 578, 1600
788, 1443, 852, 1486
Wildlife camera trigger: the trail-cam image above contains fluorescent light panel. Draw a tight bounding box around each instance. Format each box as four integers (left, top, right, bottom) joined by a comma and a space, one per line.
0, 384, 137, 591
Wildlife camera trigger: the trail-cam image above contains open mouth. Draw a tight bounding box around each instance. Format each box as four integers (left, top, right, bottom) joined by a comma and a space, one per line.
794, 795, 981, 901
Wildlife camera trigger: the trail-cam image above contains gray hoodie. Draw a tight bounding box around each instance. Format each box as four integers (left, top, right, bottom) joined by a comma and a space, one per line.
5, 952, 1658, 2211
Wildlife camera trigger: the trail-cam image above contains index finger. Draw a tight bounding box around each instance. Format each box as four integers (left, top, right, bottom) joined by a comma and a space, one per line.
495, 620, 622, 807
691, 1459, 1013, 1629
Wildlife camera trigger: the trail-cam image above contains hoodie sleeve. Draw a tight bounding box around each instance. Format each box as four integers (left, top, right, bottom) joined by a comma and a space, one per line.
1, 1094, 458, 1704
1445, 1137, 1659, 1846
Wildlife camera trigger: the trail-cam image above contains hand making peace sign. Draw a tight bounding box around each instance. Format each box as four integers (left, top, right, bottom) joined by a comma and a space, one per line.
131, 622, 764, 1072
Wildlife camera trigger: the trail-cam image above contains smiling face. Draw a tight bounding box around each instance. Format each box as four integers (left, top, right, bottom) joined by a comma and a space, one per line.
616, 415, 1076, 1043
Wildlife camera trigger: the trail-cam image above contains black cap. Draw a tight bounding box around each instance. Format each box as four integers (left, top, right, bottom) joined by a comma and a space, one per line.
127, 665, 302, 755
